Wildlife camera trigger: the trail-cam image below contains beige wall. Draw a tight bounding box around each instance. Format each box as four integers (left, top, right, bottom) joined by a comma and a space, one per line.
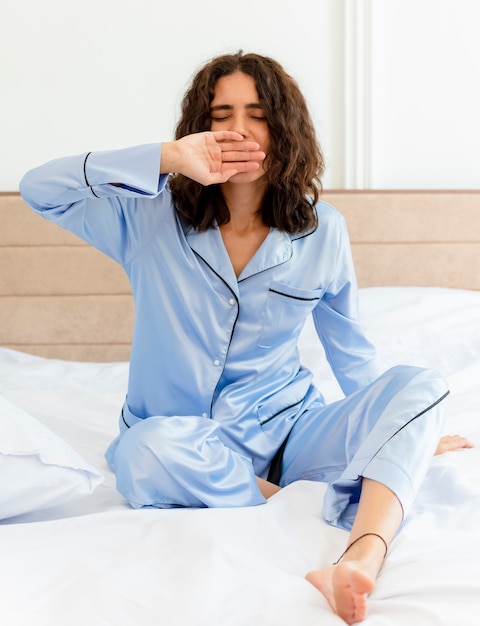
3, 190, 479, 361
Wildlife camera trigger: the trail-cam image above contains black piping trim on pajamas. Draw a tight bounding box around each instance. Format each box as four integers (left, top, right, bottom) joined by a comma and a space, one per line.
237, 252, 293, 284
259, 398, 304, 427
121, 407, 130, 429
290, 223, 317, 242
289, 204, 318, 243
268, 288, 320, 302
189, 251, 239, 419
83, 152, 100, 198
377, 389, 450, 453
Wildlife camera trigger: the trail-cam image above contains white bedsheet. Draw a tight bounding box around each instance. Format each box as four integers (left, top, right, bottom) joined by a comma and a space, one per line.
1, 287, 479, 626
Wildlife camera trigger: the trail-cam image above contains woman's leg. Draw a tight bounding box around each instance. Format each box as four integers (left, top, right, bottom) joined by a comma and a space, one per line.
280, 365, 449, 528
306, 479, 403, 624
278, 365, 450, 623
108, 412, 266, 509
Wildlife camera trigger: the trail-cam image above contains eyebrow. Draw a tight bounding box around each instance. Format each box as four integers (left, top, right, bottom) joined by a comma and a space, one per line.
210, 103, 264, 111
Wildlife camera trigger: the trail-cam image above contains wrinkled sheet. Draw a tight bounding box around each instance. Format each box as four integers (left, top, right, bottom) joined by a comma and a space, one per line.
1, 287, 479, 626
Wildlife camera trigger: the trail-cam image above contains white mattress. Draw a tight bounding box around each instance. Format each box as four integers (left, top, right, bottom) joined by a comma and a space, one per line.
1, 287, 479, 626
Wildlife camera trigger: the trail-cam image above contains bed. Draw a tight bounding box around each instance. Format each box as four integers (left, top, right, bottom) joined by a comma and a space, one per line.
1, 190, 479, 625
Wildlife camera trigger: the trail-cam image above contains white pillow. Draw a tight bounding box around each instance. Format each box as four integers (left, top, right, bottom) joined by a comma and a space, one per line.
0, 394, 103, 520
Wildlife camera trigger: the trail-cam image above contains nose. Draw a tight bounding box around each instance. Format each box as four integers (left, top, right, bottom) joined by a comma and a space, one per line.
230, 112, 248, 137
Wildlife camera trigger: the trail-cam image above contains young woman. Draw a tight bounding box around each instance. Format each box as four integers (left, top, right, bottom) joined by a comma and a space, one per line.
20, 52, 471, 624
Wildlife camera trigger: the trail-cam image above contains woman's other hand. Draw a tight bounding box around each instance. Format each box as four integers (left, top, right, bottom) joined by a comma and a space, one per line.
435, 434, 475, 455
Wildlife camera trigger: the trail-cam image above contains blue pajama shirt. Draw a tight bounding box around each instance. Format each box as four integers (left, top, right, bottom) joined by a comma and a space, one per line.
20, 144, 449, 529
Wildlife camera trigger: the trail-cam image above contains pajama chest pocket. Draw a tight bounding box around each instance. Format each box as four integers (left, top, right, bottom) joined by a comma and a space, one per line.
257, 281, 324, 348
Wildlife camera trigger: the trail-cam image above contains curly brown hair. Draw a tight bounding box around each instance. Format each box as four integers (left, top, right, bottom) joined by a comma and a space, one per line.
169, 51, 325, 234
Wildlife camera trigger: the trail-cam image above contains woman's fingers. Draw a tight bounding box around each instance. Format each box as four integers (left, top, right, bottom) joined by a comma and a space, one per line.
206, 161, 262, 184
434, 434, 475, 455
208, 133, 265, 161
220, 148, 266, 162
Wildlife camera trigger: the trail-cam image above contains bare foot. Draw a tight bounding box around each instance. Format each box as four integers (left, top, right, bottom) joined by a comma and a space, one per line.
306, 562, 375, 624
435, 434, 474, 455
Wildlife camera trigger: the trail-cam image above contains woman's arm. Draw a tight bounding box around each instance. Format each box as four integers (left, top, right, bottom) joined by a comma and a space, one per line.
19, 144, 169, 264
312, 216, 381, 396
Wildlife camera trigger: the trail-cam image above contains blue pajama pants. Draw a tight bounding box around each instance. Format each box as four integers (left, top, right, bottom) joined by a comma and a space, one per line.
105, 365, 449, 530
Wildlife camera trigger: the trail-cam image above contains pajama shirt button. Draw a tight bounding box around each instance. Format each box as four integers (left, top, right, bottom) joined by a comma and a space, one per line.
213, 359, 221, 366
228, 298, 236, 305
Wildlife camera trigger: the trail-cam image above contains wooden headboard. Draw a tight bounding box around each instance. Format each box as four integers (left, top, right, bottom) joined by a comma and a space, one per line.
1, 190, 479, 361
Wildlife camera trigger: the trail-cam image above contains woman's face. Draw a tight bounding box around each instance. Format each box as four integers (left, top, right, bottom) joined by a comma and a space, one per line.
210, 71, 270, 184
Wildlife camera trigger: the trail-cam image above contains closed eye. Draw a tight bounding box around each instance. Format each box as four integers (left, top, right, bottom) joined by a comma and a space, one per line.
210, 103, 266, 122
212, 114, 266, 121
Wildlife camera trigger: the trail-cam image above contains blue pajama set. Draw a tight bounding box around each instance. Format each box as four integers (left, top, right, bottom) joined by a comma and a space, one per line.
20, 144, 449, 530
